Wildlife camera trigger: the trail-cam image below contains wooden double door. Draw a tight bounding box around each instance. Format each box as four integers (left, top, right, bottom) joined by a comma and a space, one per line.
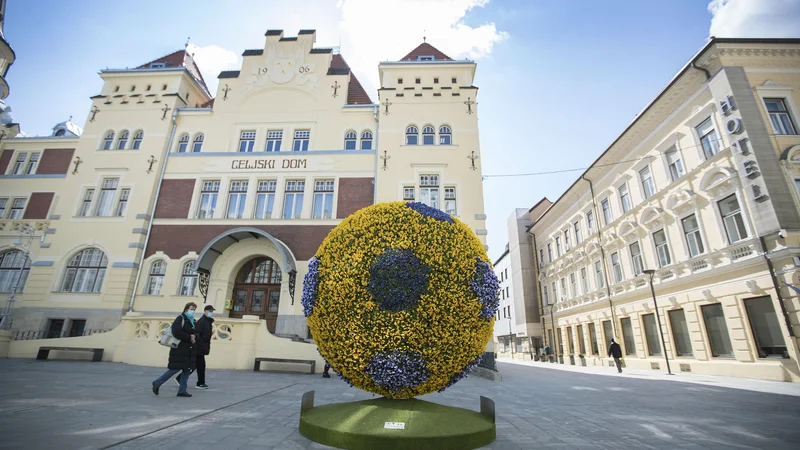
231, 257, 282, 333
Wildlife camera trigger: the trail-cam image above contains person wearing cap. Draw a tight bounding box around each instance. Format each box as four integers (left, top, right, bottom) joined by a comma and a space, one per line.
175, 304, 215, 389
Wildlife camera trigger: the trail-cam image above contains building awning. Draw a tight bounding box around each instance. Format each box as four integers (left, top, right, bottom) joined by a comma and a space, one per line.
193, 227, 297, 275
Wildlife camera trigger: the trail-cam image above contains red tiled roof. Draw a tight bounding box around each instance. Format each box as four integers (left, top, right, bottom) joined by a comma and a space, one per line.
330, 54, 373, 105
400, 43, 453, 61
136, 50, 210, 94
200, 98, 214, 108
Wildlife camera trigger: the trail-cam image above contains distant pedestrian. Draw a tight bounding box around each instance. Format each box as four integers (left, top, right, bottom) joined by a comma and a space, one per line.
174, 305, 214, 389
608, 339, 623, 373
322, 362, 331, 378
152, 302, 197, 397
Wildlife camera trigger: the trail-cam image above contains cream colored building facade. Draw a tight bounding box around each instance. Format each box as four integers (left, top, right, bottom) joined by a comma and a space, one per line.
530, 38, 800, 382
0, 30, 488, 369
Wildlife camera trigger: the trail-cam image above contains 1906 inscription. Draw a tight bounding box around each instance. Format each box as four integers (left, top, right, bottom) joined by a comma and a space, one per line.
231, 159, 307, 170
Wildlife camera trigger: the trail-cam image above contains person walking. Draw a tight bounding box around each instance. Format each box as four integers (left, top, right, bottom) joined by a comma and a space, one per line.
608, 338, 623, 373
193, 305, 214, 388
152, 302, 197, 397
322, 362, 331, 378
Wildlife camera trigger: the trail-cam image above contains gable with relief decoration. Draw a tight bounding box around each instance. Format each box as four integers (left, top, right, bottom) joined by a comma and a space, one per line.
783, 145, 800, 176
243, 41, 319, 94
699, 167, 738, 198
617, 220, 640, 242
666, 189, 696, 214
640, 206, 665, 230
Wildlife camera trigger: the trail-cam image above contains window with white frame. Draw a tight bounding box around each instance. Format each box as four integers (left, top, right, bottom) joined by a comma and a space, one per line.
439, 126, 452, 145
764, 98, 797, 135
25, 153, 40, 175
95, 178, 119, 217
419, 175, 440, 209
639, 165, 655, 199
555, 236, 562, 257
718, 194, 748, 244
539, 249, 545, 267
560, 278, 567, 300
0, 198, 6, 218
344, 131, 357, 150
542, 285, 549, 306
78, 189, 94, 217
192, 134, 204, 153
8, 198, 25, 219
569, 273, 577, 298
580, 267, 589, 293
115, 189, 130, 217
564, 230, 571, 251
226, 180, 248, 219
551, 281, 557, 302
198, 180, 220, 219
696, 117, 720, 159
117, 130, 129, 150
601, 199, 612, 225
574, 220, 582, 245
103, 131, 115, 150
132, 131, 143, 150
0, 250, 30, 293
177, 134, 190, 153
547, 243, 553, 262
313, 180, 335, 219
266, 131, 282, 152
587, 210, 595, 232
146, 260, 167, 295
682, 214, 705, 257
179, 261, 198, 296
595, 261, 605, 288
653, 229, 671, 267
406, 126, 419, 145
283, 180, 305, 219
293, 130, 310, 151
255, 180, 276, 219
619, 183, 632, 213
611, 252, 623, 283
239, 131, 256, 152
11, 153, 26, 175
665, 146, 685, 182
444, 187, 457, 215
403, 186, 415, 201
422, 126, 435, 145
361, 131, 373, 150
60, 248, 107, 293
629, 241, 644, 276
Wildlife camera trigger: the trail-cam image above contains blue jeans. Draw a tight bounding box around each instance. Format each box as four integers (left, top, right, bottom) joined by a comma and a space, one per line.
154, 368, 190, 393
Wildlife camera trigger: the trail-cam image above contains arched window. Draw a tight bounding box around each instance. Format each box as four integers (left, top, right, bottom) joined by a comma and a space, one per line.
146, 260, 167, 295
103, 131, 115, 150
54, 129, 66, 137
132, 131, 144, 150
0, 250, 31, 293
117, 130, 129, 150
439, 126, 452, 145
344, 131, 357, 150
361, 131, 373, 150
192, 134, 204, 153
405, 126, 419, 145
177, 134, 189, 153
180, 261, 198, 296
422, 126, 435, 145
60, 248, 108, 293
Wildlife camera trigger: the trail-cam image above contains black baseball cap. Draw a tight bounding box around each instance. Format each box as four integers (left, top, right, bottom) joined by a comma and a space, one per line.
204, 305, 215, 312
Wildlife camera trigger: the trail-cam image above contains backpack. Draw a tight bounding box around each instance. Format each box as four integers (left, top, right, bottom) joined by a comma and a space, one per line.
158, 315, 185, 348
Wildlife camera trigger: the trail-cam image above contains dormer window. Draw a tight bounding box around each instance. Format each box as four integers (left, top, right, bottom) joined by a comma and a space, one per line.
150, 62, 166, 69
415, 78, 421, 84
54, 129, 66, 137
418, 55, 434, 61
398, 78, 403, 84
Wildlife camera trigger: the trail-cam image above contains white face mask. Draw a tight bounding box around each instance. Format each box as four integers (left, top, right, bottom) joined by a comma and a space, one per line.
206, 311, 214, 318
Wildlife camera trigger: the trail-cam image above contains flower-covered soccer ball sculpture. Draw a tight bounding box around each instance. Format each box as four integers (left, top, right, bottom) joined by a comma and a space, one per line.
302, 201, 500, 399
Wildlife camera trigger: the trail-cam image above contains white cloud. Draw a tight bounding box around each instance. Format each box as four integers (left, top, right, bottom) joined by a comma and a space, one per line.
708, 0, 800, 38
186, 44, 241, 95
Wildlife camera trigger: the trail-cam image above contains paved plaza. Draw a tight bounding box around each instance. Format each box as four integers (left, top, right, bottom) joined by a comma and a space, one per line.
1, 358, 800, 450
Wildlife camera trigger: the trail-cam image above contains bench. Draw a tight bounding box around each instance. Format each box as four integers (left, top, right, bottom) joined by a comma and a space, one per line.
37, 346, 104, 362
254, 357, 315, 374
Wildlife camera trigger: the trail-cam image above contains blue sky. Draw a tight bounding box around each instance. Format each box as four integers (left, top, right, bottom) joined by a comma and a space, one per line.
4, 0, 799, 260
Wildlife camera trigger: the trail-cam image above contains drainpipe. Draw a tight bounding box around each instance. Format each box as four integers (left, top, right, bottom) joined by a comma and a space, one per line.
531, 232, 545, 346
581, 175, 617, 338
373, 104, 380, 204
691, 61, 712, 81
128, 108, 179, 312
759, 235, 795, 338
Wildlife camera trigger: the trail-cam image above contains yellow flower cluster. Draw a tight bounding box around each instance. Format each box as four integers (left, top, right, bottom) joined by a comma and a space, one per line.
307, 201, 495, 398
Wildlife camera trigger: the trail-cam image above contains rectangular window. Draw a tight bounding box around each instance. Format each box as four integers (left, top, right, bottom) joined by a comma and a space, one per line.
293, 130, 310, 152
8, 198, 25, 219
403, 187, 415, 201
555, 236, 562, 257
639, 166, 655, 199
569, 273, 577, 297
574, 221, 582, 245
764, 98, 797, 135
551, 282, 557, 302
255, 180, 277, 219
601, 199, 612, 225
47, 319, 65, 339
611, 252, 623, 283
642, 313, 662, 356
542, 285, 549, 306
577, 325, 586, 355
588, 323, 599, 355
198, 180, 220, 219
602, 320, 613, 351
0, 198, 6, 218
547, 244, 553, 262
283, 180, 305, 219
25, 152, 40, 175
313, 180, 335, 219
619, 184, 632, 213
620, 317, 636, 356
629, 241, 644, 276
12, 153, 26, 175
564, 230, 571, 250
668, 309, 693, 356
560, 278, 567, 301
557, 329, 564, 355
95, 178, 119, 217
419, 175, 440, 210
587, 210, 595, 231
115, 188, 130, 217
744, 296, 788, 358
444, 187, 457, 215
682, 214, 705, 257
665, 146, 685, 182
539, 249, 545, 267
580, 267, 588, 294
595, 261, 605, 288
78, 189, 94, 217
226, 180, 248, 219
265, 131, 283, 152
567, 327, 574, 354
68, 319, 87, 337
701, 303, 734, 358
696, 117, 720, 159
238, 131, 256, 152
653, 229, 672, 267
718, 194, 748, 244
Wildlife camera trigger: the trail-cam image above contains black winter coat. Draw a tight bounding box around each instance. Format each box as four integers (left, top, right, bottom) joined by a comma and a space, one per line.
168, 314, 196, 370
195, 315, 214, 356
608, 342, 623, 358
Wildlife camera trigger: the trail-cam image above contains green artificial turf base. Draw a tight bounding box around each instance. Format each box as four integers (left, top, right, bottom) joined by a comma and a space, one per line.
299, 396, 496, 450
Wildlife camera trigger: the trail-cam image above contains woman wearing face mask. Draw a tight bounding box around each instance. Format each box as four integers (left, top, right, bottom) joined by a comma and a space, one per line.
152, 302, 197, 397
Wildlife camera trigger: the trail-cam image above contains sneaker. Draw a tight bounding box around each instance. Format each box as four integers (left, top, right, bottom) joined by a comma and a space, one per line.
322, 373, 331, 378
152, 382, 159, 396
196, 384, 209, 389
176, 392, 192, 397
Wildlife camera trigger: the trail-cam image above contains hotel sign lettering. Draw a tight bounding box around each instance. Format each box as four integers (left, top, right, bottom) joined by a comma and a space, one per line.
231, 159, 307, 170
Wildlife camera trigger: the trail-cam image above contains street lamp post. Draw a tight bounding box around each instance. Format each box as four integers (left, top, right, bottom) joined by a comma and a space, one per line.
643, 269, 672, 375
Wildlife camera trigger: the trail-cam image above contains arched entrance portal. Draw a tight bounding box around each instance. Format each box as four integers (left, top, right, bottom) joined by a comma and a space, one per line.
231, 257, 282, 333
